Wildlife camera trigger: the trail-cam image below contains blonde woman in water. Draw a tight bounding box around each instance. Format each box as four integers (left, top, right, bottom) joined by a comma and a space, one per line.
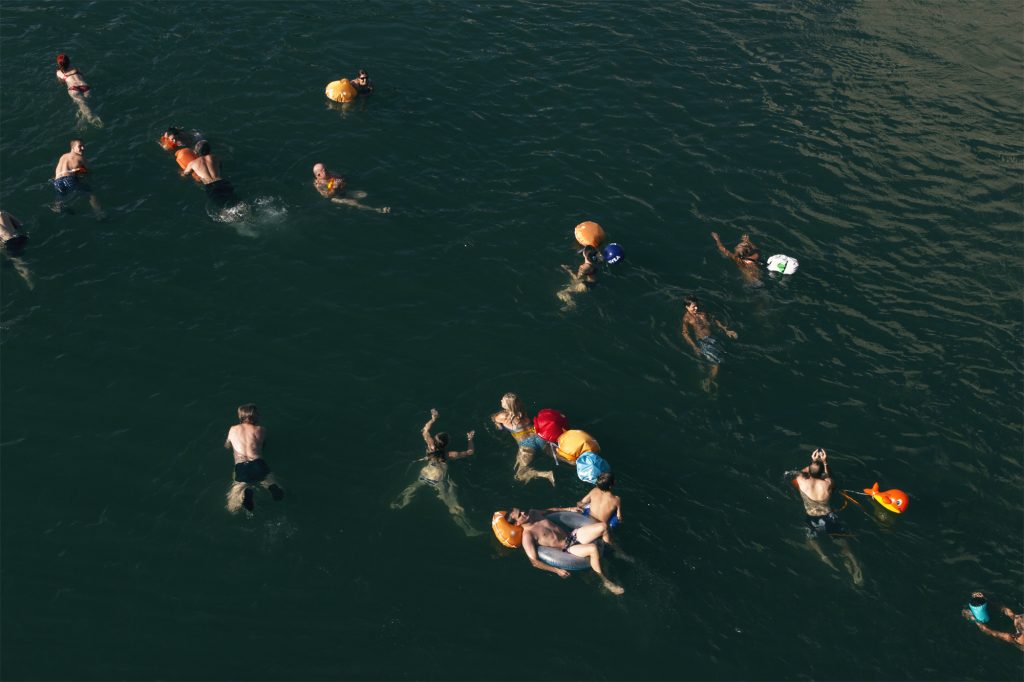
391, 409, 480, 536
491, 393, 555, 485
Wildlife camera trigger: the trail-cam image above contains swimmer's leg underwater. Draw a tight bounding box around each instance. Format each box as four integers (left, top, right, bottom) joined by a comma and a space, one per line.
435, 479, 482, 537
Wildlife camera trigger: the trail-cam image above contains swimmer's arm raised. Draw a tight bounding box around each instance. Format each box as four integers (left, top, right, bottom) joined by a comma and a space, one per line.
421, 409, 439, 448
711, 232, 734, 260
447, 432, 475, 460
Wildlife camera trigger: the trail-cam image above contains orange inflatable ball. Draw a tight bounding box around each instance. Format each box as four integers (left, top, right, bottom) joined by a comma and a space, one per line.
492, 511, 523, 548
574, 221, 606, 248
325, 79, 358, 103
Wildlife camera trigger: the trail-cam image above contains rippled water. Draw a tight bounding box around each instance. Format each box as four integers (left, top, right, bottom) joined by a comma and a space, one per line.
1, 2, 1021, 680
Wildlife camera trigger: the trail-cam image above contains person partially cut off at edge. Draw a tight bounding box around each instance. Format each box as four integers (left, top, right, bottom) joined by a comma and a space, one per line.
182, 141, 238, 208
0, 209, 33, 289
711, 231, 761, 285
962, 594, 1024, 651
391, 409, 481, 536
680, 295, 737, 391
491, 393, 555, 486
55, 53, 102, 127
224, 404, 284, 514
794, 448, 862, 586
312, 163, 390, 213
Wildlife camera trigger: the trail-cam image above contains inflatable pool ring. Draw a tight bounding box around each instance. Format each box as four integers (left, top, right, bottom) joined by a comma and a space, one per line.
534, 408, 568, 442
863, 482, 908, 514
602, 243, 624, 264
555, 429, 600, 465
582, 504, 620, 529
491, 511, 523, 548
536, 511, 603, 571
325, 79, 358, 103
575, 451, 610, 484
574, 221, 606, 249
767, 254, 799, 275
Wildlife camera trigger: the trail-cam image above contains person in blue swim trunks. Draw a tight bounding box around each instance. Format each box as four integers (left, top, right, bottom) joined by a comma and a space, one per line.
491, 393, 555, 485
680, 295, 738, 389
577, 472, 622, 543
52, 139, 104, 219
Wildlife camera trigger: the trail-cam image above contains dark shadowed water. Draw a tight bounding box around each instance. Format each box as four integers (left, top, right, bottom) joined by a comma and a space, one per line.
1, 2, 1022, 680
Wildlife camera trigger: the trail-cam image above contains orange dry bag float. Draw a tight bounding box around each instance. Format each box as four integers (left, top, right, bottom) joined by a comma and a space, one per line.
492, 511, 522, 548
159, 133, 201, 183
325, 79, 358, 103
574, 221, 606, 248
555, 429, 600, 465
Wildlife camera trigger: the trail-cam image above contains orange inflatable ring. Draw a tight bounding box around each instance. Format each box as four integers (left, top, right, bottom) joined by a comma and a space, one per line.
574, 221, 606, 248
492, 511, 522, 548
555, 429, 600, 465
325, 79, 358, 103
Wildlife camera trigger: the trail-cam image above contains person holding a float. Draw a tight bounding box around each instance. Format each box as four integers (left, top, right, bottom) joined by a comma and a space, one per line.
312, 163, 390, 214
558, 220, 624, 309
792, 448, 863, 586
491, 393, 555, 485
711, 231, 761, 285
325, 69, 373, 104
497, 507, 624, 595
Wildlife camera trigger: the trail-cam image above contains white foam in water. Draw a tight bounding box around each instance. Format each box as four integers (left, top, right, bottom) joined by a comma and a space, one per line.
209, 195, 289, 237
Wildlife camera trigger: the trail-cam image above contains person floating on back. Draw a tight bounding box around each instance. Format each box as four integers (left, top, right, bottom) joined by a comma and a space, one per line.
711, 231, 761, 285
182, 141, 238, 208
223, 404, 284, 514
52, 139, 104, 219
680, 294, 737, 391
55, 53, 102, 127
391, 409, 480, 536
312, 163, 390, 213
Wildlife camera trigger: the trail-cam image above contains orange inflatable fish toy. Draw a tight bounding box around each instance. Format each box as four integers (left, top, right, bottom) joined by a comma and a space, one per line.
863, 483, 908, 514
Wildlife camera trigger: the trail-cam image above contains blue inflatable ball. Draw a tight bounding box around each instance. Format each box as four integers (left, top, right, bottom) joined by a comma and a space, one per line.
602, 243, 624, 264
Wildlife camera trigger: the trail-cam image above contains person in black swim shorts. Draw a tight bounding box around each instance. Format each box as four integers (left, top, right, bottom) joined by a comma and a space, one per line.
223, 404, 284, 513
793, 448, 862, 586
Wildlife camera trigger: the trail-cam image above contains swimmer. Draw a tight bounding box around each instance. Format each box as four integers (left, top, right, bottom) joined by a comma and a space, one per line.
55, 54, 101, 126
0, 210, 33, 289
680, 295, 737, 391
962, 595, 1024, 650
223, 404, 284, 514
391, 409, 480, 536
794, 448, 863, 586
52, 139, 104, 219
491, 393, 555, 486
182, 141, 238, 207
576, 472, 621, 544
505, 507, 624, 595
350, 69, 374, 95
556, 251, 597, 311
312, 163, 390, 213
711, 231, 761, 285
158, 126, 204, 150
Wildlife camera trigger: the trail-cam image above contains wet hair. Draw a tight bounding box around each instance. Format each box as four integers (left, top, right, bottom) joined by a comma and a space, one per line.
69, 138, 83, 149
735, 242, 758, 260
195, 140, 211, 156
500, 393, 527, 423
684, 295, 701, 310
433, 432, 450, 449
504, 508, 521, 524
165, 127, 182, 138
358, 69, 368, 77
237, 403, 259, 424
807, 461, 823, 478
57, 54, 70, 70
596, 472, 615, 491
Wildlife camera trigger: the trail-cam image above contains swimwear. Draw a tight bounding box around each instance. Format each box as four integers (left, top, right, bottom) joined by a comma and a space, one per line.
52, 173, 88, 197
805, 512, 848, 536
697, 336, 723, 365
204, 179, 237, 206
68, 85, 90, 94
2, 234, 28, 253
234, 458, 271, 484
562, 529, 581, 552
503, 423, 547, 452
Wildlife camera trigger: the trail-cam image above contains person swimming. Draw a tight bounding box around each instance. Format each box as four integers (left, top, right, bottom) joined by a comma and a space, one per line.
492, 393, 555, 485
55, 53, 101, 126
52, 139, 104, 219
391, 409, 480, 536
0, 210, 33, 289
556, 251, 598, 311
350, 69, 373, 95
680, 294, 738, 390
711, 231, 762, 285
312, 163, 390, 213
182, 141, 238, 207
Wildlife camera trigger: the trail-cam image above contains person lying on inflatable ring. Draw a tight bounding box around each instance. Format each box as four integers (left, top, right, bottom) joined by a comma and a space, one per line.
504, 508, 624, 595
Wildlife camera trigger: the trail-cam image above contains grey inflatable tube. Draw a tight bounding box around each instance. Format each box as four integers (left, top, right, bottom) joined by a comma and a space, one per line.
536, 511, 603, 572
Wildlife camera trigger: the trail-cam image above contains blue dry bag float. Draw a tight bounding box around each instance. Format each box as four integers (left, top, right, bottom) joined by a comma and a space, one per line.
602, 243, 624, 264
968, 595, 990, 623
575, 451, 610, 484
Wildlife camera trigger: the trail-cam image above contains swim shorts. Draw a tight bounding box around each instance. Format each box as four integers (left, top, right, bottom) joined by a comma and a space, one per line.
805, 512, 848, 536
68, 85, 90, 94
2, 234, 28, 253
52, 174, 87, 196
562, 529, 581, 552
234, 458, 271, 484
697, 336, 723, 365
204, 179, 237, 205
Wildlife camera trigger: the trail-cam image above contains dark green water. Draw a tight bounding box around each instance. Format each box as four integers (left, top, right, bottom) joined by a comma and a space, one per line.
2, 2, 1022, 680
